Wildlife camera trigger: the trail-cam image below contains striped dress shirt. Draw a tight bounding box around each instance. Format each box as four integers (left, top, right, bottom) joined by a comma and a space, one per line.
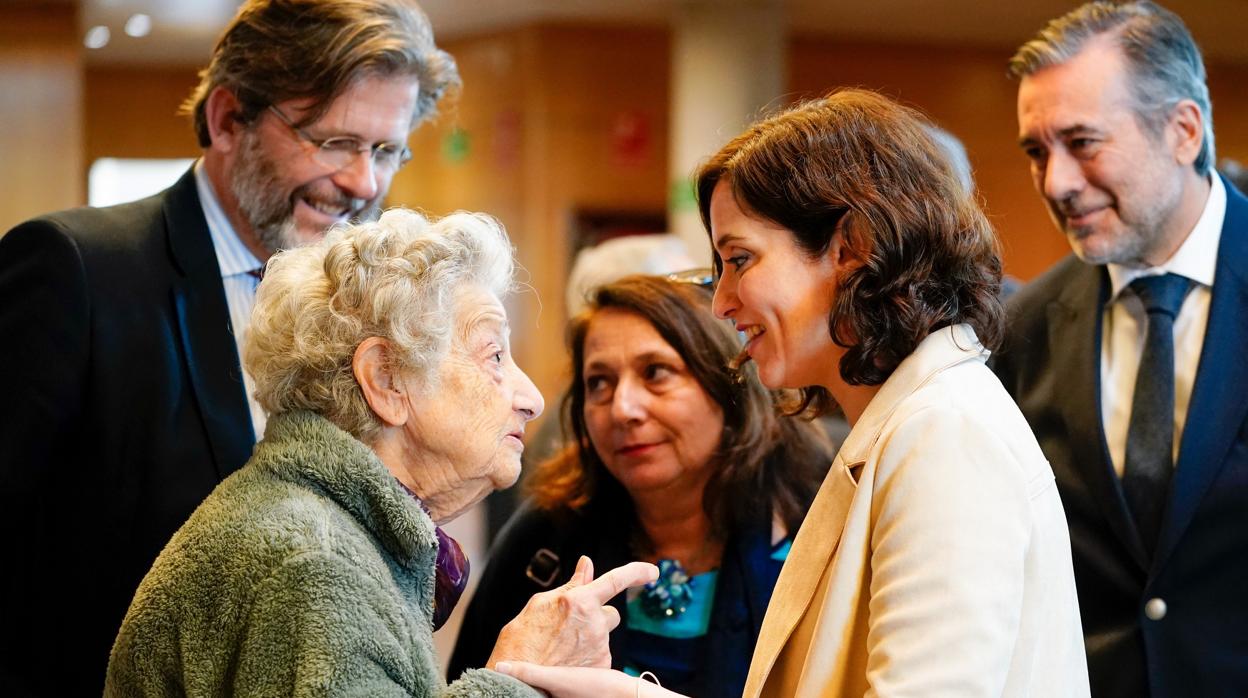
193, 160, 266, 440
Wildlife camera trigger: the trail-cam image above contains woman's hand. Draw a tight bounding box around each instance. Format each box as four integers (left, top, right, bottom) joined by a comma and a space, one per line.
495, 663, 688, 698
487, 556, 657, 669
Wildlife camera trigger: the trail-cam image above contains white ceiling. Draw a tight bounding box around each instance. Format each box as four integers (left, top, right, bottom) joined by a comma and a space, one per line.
79, 0, 1248, 66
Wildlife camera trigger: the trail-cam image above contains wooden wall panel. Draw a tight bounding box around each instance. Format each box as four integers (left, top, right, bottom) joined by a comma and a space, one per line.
519, 23, 670, 402
395, 23, 670, 407
392, 29, 528, 242
84, 66, 201, 164
1206, 62, 1248, 168
0, 4, 83, 233
393, 28, 547, 395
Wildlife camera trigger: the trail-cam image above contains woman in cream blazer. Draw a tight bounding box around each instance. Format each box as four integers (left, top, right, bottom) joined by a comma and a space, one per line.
742, 323, 1087, 696
496, 90, 1089, 698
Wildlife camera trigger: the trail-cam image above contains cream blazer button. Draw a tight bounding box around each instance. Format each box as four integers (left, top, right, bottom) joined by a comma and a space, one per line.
1145, 597, 1167, 621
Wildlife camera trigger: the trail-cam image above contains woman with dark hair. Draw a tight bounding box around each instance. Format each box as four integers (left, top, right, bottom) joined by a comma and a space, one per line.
498, 90, 1089, 697
450, 274, 832, 697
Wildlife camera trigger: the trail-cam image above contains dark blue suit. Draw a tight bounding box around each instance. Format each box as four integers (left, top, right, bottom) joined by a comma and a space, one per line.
0, 169, 255, 696
992, 175, 1248, 697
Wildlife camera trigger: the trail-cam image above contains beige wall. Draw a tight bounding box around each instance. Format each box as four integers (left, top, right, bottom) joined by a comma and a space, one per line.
0, 4, 82, 233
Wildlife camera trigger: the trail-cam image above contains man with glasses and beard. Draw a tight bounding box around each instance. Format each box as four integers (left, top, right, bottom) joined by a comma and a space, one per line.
0, 1, 458, 694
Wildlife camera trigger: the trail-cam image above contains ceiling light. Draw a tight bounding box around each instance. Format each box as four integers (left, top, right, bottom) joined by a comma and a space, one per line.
84, 25, 111, 50
124, 14, 152, 38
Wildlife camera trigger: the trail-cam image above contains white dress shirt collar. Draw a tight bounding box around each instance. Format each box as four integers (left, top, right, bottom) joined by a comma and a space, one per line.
193, 159, 263, 278
193, 159, 267, 441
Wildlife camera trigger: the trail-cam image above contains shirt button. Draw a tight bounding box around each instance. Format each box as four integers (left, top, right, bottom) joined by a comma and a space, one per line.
1145, 597, 1167, 621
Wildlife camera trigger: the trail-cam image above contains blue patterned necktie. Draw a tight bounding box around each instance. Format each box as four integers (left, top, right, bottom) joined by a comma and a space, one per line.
1121, 273, 1192, 556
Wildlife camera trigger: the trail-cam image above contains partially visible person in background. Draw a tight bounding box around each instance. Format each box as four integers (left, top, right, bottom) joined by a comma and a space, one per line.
1219, 157, 1248, 195
926, 121, 1023, 299
998, 2, 1248, 695
497, 89, 1088, 698
564, 235, 699, 318
451, 274, 832, 697
0, 1, 458, 693
485, 234, 699, 539
106, 208, 657, 696
925, 122, 976, 195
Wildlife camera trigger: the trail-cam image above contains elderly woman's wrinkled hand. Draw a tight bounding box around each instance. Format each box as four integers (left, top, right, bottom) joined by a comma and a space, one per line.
487, 556, 658, 670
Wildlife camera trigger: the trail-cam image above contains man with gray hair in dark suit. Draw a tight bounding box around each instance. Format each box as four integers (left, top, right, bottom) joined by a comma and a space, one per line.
993, 2, 1248, 696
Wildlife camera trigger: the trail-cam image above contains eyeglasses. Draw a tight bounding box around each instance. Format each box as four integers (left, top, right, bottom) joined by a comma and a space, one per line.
666, 267, 715, 289
267, 105, 413, 173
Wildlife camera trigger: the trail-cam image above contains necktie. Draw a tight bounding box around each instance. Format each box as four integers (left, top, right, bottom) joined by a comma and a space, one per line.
1122, 273, 1192, 556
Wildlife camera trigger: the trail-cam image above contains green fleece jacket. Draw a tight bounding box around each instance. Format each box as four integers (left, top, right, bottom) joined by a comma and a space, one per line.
105, 410, 539, 698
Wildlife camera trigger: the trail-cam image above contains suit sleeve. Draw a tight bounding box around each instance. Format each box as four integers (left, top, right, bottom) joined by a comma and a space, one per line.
0, 219, 91, 488
0, 220, 91, 687
863, 406, 1031, 697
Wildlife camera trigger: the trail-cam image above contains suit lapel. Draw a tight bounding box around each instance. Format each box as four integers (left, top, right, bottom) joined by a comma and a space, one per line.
165, 168, 255, 480
1155, 180, 1248, 569
744, 462, 857, 697
1048, 264, 1150, 571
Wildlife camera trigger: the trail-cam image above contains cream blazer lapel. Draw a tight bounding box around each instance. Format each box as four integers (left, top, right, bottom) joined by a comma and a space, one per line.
744, 458, 859, 697
744, 325, 990, 698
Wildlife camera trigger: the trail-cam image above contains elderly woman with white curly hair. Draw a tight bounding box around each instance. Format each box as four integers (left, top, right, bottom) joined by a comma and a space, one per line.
105, 208, 657, 697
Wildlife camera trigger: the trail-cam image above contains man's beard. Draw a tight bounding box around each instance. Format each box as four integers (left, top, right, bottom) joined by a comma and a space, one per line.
1065, 220, 1152, 267
1055, 190, 1179, 268
230, 130, 382, 255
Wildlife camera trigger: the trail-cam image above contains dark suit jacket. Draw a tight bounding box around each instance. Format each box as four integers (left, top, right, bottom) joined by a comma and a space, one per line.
992, 176, 1248, 698
0, 169, 255, 696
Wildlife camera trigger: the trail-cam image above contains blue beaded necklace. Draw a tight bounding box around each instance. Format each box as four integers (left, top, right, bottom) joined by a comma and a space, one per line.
639, 559, 696, 620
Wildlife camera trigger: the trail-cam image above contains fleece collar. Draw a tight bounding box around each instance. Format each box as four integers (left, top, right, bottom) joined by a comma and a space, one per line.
252, 411, 439, 568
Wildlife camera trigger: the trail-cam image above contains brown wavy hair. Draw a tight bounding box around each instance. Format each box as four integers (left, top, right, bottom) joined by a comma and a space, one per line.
526, 275, 831, 538
183, 0, 460, 147
695, 89, 1003, 415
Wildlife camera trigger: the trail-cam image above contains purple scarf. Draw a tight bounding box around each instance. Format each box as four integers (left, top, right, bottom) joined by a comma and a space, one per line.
396, 480, 470, 630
